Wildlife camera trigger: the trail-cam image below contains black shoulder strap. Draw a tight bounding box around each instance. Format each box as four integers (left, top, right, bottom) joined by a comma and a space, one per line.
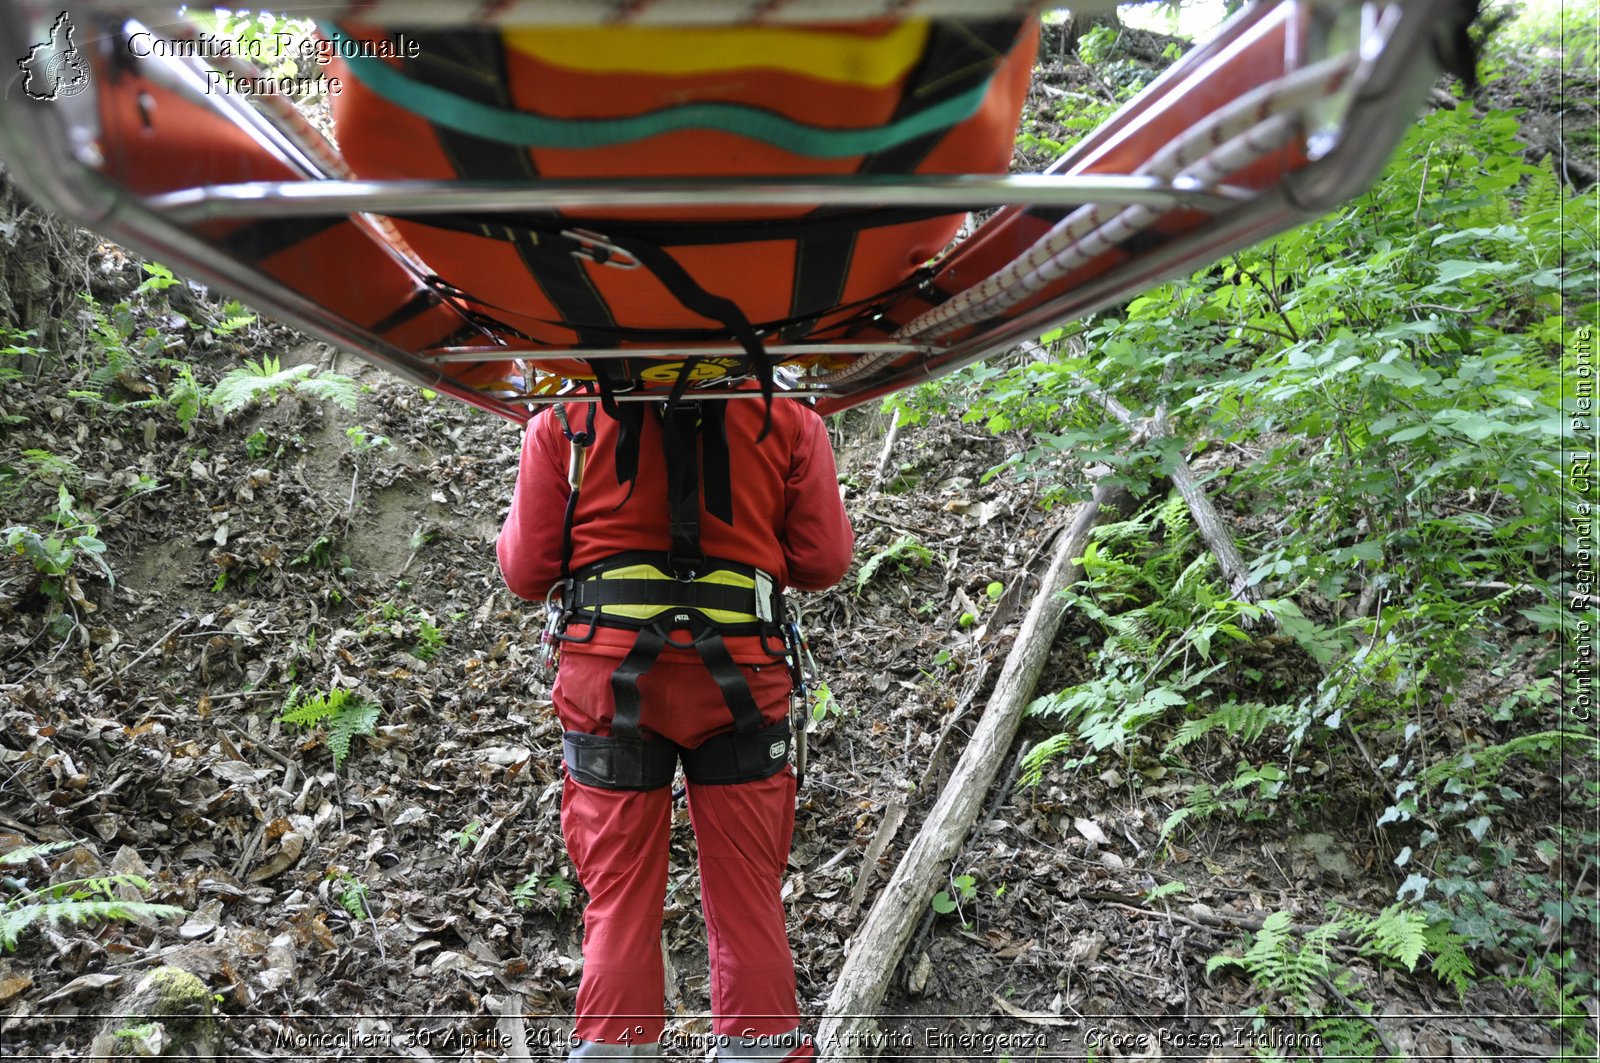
660, 402, 705, 578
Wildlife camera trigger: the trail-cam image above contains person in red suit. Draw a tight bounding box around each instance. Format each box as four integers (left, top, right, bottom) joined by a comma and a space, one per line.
499, 395, 853, 1062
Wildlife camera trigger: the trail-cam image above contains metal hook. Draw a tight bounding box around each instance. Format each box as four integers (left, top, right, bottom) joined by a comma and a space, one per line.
562, 228, 641, 270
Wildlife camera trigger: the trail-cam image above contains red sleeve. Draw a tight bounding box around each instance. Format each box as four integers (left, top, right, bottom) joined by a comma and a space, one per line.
497, 410, 569, 601
781, 409, 854, 592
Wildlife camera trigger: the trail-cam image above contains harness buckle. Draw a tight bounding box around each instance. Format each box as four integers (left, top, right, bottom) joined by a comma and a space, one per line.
562, 228, 641, 270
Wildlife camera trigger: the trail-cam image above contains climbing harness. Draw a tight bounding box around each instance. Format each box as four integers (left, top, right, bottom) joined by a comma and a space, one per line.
541, 393, 811, 791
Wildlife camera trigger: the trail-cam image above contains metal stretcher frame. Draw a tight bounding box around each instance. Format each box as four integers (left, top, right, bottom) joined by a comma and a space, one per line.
0, 0, 1473, 422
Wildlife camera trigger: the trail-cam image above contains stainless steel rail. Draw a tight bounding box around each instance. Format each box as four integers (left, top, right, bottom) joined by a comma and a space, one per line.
147, 174, 1252, 222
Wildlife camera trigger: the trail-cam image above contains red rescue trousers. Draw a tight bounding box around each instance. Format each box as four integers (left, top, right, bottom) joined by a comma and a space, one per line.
553, 649, 803, 1048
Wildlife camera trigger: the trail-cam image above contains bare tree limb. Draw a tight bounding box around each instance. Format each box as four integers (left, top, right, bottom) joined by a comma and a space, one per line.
1146, 405, 1262, 607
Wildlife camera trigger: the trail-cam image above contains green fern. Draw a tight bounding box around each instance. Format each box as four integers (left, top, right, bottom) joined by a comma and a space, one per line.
1167, 700, 1286, 752
1018, 731, 1080, 786
1351, 904, 1430, 971
278, 686, 382, 767
331, 872, 368, 920
1207, 911, 1333, 1008
1417, 729, 1589, 790
0, 840, 81, 867
1160, 783, 1221, 840
21, 449, 82, 485
210, 355, 358, 415
0, 844, 184, 952
1424, 920, 1475, 998
855, 534, 938, 593
2, 896, 183, 952
295, 374, 360, 410
210, 301, 258, 337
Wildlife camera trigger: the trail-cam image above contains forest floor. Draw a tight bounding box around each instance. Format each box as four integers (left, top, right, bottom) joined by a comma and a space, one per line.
0, 340, 1573, 1062
0, 16, 1592, 1063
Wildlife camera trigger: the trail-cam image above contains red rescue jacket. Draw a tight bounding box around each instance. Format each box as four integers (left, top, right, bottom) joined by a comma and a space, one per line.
498, 399, 853, 661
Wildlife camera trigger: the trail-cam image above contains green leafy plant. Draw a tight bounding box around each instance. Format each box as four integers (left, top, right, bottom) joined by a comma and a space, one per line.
207, 299, 257, 338
290, 534, 337, 569
345, 425, 393, 451
328, 870, 370, 921
855, 534, 938, 593
3, 485, 115, 634
361, 600, 446, 661
0, 841, 184, 952
209, 355, 358, 415
1208, 905, 1475, 1057
808, 680, 843, 723
277, 686, 381, 768
1206, 911, 1381, 1059
0, 327, 44, 388
454, 820, 482, 850
931, 873, 977, 917
512, 870, 577, 912
1021, 495, 1293, 785
135, 262, 180, 296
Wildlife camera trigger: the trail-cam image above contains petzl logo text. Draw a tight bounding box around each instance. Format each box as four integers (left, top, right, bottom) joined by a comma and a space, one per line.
17, 12, 91, 101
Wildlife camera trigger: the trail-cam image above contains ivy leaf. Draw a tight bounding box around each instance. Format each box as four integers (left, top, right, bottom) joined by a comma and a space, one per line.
1396, 874, 1430, 903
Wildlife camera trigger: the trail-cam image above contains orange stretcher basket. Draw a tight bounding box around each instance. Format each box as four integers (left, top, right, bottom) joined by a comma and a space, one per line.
0, 0, 1477, 423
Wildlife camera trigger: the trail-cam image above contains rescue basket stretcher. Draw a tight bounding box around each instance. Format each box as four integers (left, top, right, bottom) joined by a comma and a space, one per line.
0, 0, 1476, 422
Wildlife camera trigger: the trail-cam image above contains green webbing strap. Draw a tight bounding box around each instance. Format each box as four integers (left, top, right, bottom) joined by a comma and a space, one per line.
323, 25, 996, 159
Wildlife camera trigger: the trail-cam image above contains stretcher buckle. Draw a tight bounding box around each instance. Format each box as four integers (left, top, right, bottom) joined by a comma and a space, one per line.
563, 228, 641, 270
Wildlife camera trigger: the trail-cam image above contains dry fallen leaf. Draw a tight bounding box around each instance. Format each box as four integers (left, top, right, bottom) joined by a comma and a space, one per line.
0, 971, 34, 1004
989, 991, 1069, 1026
1073, 817, 1109, 846
39, 971, 124, 1004
248, 830, 305, 882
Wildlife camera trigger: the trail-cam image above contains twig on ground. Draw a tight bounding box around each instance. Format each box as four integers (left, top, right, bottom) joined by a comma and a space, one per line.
90, 615, 193, 692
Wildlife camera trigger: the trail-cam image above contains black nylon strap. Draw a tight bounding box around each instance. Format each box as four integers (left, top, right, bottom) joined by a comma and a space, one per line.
563, 731, 678, 791
609, 623, 666, 742
221, 215, 345, 262
412, 32, 621, 351
392, 205, 954, 249
700, 403, 733, 527
691, 627, 765, 735
556, 400, 596, 583
570, 578, 756, 615
782, 227, 858, 343
660, 404, 704, 577
603, 235, 776, 429
606, 621, 762, 744
778, 19, 1028, 345
858, 20, 1028, 176
679, 719, 791, 785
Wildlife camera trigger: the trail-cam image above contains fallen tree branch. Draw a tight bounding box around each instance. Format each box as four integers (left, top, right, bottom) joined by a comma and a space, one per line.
817, 475, 1127, 1059
1147, 405, 1263, 608
873, 408, 903, 485
1023, 340, 1265, 615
